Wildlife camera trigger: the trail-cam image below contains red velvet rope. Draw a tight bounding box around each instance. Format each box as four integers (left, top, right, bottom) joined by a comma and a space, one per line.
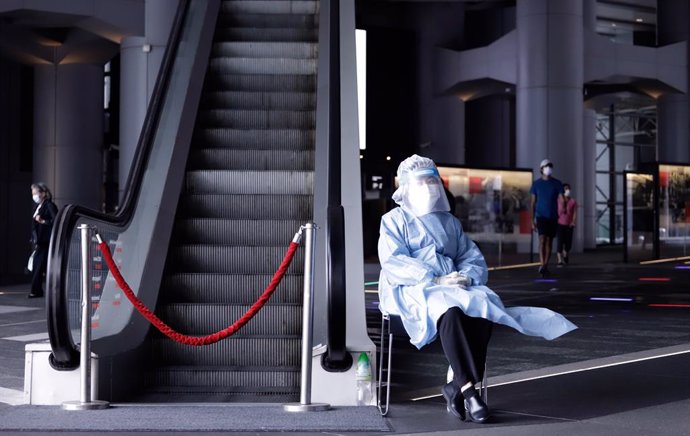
97, 240, 300, 346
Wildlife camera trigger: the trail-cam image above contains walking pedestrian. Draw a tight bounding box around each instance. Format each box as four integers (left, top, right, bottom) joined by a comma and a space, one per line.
530, 159, 564, 277
557, 183, 577, 266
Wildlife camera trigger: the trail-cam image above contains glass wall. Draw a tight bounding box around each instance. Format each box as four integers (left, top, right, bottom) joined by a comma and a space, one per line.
595, 0, 657, 47
595, 103, 656, 245
658, 164, 690, 258
624, 172, 655, 262
438, 166, 534, 267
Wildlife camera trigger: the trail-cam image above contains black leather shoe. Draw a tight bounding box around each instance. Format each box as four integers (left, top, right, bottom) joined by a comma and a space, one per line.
441, 382, 465, 420
464, 390, 490, 423
27, 293, 43, 299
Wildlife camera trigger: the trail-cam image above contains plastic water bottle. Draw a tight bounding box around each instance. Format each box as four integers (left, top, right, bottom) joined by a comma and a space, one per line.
356, 352, 373, 406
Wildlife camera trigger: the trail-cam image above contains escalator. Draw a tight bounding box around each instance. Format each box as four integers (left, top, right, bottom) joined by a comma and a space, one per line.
143, 0, 319, 402
46, 0, 330, 402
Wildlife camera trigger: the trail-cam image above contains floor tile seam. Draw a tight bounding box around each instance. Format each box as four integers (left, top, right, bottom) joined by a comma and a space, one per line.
0, 320, 47, 328
404, 343, 690, 402
1, 333, 49, 342
487, 343, 690, 388
495, 408, 578, 422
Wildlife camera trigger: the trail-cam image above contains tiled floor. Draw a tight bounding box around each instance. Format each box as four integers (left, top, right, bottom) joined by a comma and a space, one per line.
1, 250, 690, 435
0, 285, 46, 395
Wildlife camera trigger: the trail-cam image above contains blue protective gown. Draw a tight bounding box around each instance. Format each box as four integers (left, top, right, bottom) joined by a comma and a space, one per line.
378, 207, 578, 349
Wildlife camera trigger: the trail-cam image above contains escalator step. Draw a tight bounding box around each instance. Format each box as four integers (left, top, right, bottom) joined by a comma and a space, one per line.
221, 0, 318, 15
199, 108, 315, 129
177, 194, 313, 219
146, 367, 299, 389
152, 336, 301, 366
161, 273, 303, 304
169, 245, 305, 274
188, 149, 314, 171
218, 12, 316, 28
212, 42, 317, 59
172, 219, 307, 245
206, 74, 316, 92
208, 57, 316, 75
156, 303, 302, 336
194, 128, 314, 150
200, 90, 315, 110
185, 170, 313, 195
215, 27, 317, 42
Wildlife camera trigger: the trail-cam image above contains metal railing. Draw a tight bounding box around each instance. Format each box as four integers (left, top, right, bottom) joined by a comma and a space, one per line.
46, 0, 220, 369
320, 0, 351, 372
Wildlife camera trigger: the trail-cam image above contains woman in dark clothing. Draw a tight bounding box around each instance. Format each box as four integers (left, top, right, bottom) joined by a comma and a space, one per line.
29, 183, 58, 298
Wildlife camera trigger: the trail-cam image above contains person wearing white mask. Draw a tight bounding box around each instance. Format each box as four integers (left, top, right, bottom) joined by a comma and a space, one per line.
530, 159, 565, 277
557, 183, 577, 266
378, 155, 577, 424
28, 182, 58, 298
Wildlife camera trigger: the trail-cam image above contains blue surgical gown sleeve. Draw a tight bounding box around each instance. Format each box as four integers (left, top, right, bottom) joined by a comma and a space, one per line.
378, 212, 436, 286
452, 219, 489, 286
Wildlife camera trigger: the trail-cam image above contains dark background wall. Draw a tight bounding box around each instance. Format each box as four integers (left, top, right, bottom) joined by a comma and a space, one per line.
465, 95, 515, 168
0, 55, 34, 284
356, 1, 517, 257
366, 27, 418, 167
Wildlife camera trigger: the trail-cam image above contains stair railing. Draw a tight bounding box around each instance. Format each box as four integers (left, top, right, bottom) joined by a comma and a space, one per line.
320, 0, 352, 372
46, 0, 219, 370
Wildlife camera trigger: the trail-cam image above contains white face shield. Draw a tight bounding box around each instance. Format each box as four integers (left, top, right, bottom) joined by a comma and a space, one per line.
393, 167, 450, 216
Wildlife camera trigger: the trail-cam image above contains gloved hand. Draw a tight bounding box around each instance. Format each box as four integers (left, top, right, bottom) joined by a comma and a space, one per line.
433, 271, 471, 288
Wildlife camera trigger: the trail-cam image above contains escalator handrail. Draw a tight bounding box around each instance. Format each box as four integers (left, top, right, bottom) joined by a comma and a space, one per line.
322, 0, 351, 371
46, 0, 191, 369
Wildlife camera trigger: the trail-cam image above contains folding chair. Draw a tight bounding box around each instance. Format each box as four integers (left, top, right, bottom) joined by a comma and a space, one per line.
377, 312, 488, 416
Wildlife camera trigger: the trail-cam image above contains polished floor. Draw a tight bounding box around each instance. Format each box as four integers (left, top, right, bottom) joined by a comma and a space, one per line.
1, 246, 690, 435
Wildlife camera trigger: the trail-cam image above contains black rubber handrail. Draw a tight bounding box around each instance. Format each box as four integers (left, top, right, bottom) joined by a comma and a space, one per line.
46, 0, 191, 370
322, 0, 352, 372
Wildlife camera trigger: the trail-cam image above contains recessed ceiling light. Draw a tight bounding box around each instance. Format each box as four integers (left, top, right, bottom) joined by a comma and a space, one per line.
635, 18, 643, 22
611, 22, 617, 27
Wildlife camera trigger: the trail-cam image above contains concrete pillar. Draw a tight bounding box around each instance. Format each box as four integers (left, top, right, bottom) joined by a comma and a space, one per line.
33, 63, 104, 209
119, 0, 179, 199
582, 108, 597, 249
582, 0, 596, 31
416, 3, 465, 164
516, 0, 585, 250
0, 58, 33, 282
657, 0, 690, 164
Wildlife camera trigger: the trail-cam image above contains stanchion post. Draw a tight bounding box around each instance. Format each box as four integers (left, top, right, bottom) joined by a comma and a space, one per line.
284, 223, 330, 412
62, 225, 109, 411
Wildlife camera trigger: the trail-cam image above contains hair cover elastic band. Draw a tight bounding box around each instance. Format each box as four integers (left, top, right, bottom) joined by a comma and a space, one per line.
399, 167, 440, 184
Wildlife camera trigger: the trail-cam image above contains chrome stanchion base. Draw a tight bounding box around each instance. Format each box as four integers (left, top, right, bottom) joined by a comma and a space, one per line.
282, 402, 330, 412
62, 400, 110, 410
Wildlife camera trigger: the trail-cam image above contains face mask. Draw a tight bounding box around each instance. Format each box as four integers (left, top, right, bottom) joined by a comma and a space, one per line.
564, 189, 571, 197
542, 166, 553, 176
407, 183, 442, 216
32, 195, 41, 204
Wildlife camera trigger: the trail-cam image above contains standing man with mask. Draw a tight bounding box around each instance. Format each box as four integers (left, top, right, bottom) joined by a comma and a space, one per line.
378, 155, 577, 424
530, 159, 564, 277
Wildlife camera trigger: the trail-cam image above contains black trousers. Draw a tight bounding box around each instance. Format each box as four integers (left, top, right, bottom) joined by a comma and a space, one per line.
437, 307, 493, 387
557, 225, 574, 253
31, 246, 49, 294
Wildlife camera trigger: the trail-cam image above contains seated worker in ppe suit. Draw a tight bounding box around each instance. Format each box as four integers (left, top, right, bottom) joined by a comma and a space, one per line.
378, 155, 577, 424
